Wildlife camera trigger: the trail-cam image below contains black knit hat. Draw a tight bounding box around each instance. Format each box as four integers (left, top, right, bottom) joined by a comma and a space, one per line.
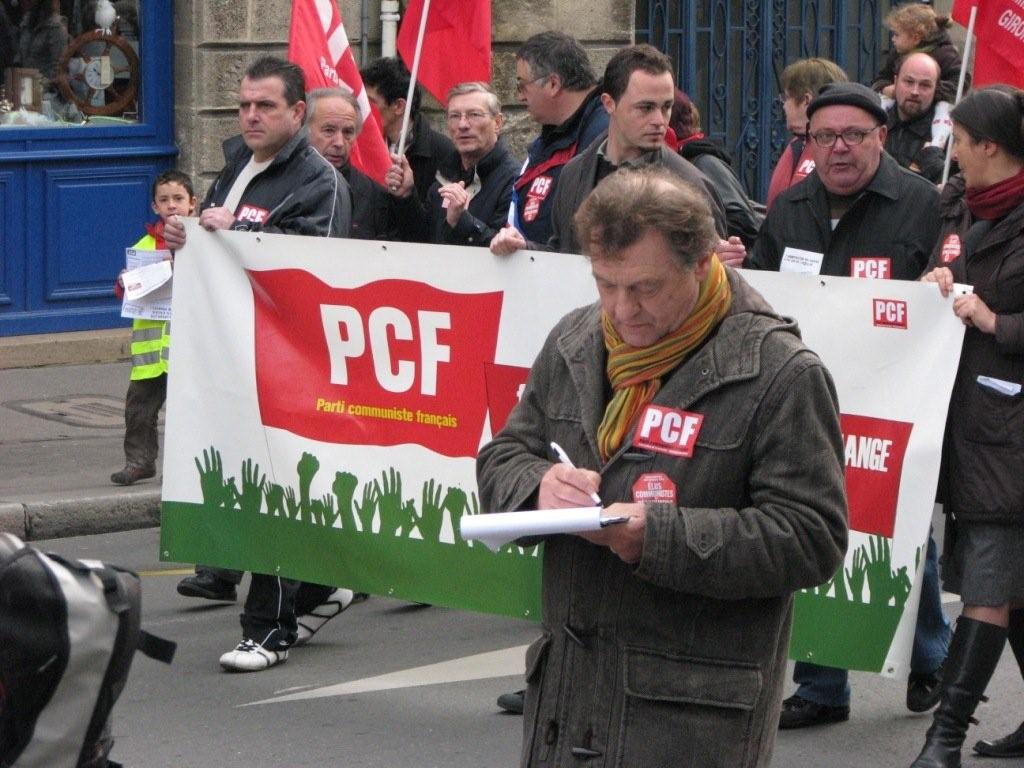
806, 82, 888, 125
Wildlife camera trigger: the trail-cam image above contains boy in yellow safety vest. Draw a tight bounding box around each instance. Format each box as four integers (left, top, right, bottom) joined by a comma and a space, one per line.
110, 170, 196, 485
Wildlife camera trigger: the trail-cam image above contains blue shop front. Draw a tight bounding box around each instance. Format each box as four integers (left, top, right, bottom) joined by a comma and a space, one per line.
0, 0, 175, 336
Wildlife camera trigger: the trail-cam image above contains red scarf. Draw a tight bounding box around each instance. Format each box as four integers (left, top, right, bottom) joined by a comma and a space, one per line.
965, 168, 1024, 221
146, 220, 168, 250
663, 128, 705, 153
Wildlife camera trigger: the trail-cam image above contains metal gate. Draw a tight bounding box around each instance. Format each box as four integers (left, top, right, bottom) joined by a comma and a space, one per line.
636, 0, 895, 201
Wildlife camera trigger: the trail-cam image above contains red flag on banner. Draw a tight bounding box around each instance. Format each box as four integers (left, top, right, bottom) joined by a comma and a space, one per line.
289, 0, 392, 184
951, 0, 1024, 88
396, 0, 492, 106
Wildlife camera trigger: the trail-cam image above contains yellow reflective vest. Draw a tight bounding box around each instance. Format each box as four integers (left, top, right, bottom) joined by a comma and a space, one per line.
128, 234, 170, 381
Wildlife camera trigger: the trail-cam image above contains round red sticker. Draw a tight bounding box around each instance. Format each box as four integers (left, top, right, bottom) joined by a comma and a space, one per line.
941, 233, 961, 264
632, 472, 677, 505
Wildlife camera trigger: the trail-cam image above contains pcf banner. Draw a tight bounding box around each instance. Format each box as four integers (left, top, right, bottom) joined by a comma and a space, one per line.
160, 224, 965, 676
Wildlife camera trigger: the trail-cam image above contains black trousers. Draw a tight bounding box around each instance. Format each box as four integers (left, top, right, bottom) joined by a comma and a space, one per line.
197, 566, 334, 649
123, 374, 166, 469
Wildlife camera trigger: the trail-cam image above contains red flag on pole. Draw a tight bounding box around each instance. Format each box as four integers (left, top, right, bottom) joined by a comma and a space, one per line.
396, 0, 492, 106
951, 0, 1024, 88
289, 0, 392, 184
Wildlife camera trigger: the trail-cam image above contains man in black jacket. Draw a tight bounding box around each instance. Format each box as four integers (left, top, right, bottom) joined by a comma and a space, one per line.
386, 81, 519, 247
885, 52, 946, 184
747, 82, 939, 279
166, 56, 353, 674
361, 56, 455, 207
543, 44, 728, 255
306, 87, 397, 240
747, 81, 950, 730
489, 32, 609, 255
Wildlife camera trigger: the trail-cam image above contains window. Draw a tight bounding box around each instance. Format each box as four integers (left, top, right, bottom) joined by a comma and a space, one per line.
2, 0, 141, 127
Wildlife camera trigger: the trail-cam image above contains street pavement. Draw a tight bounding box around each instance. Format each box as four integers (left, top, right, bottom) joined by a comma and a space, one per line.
36, 528, 1024, 768
0, 361, 160, 538
4, 359, 1024, 766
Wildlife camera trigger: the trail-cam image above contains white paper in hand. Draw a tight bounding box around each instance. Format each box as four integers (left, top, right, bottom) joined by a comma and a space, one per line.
460, 507, 604, 551
123, 260, 173, 300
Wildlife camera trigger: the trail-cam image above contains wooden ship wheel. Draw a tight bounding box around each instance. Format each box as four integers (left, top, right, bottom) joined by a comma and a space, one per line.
55, 29, 140, 117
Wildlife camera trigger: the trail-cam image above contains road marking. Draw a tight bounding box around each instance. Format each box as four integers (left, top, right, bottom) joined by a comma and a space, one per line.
138, 567, 194, 577
243, 644, 529, 706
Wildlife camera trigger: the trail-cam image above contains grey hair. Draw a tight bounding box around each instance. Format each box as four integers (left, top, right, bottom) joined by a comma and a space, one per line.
305, 87, 364, 135
446, 81, 501, 115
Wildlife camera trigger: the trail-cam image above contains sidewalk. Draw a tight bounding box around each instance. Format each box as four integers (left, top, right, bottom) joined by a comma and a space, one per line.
0, 330, 162, 540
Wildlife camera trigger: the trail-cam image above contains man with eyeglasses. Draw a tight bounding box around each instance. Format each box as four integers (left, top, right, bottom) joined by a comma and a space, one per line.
386, 81, 519, 246
747, 82, 939, 279
489, 32, 608, 256
747, 81, 948, 731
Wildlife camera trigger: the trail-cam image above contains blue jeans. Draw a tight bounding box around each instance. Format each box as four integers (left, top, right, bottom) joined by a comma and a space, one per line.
793, 534, 951, 706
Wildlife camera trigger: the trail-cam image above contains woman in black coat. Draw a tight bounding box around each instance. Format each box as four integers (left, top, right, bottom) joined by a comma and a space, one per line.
912, 86, 1024, 768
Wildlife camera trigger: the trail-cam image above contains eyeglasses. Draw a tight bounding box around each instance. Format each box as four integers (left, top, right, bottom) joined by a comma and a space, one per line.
515, 75, 548, 95
446, 110, 492, 124
809, 126, 881, 148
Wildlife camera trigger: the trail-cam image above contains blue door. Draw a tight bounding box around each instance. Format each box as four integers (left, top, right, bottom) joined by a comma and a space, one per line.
0, 0, 176, 336
636, 0, 894, 201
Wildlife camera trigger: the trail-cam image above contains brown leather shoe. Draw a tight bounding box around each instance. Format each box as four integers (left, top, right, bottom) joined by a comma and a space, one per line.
110, 465, 156, 485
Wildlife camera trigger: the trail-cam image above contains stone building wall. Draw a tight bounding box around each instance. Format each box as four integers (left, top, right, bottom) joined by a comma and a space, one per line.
172, 0, 632, 193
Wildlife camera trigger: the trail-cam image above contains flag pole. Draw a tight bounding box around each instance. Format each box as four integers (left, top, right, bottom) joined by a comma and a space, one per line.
396, 0, 432, 159
942, 4, 977, 186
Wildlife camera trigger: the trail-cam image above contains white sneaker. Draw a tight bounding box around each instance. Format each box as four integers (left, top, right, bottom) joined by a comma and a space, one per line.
219, 639, 288, 672
294, 588, 355, 646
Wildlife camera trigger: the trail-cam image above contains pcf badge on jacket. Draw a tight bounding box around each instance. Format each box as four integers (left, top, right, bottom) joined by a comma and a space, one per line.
632, 472, 677, 505
632, 404, 703, 458
941, 233, 962, 264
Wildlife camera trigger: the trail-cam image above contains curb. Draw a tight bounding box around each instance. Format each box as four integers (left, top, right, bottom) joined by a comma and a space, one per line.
0, 502, 26, 537
15, 492, 162, 541
0, 328, 131, 370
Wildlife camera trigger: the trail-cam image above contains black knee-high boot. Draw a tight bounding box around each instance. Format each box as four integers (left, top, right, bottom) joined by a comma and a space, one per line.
910, 617, 1008, 768
973, 609, 1024, 758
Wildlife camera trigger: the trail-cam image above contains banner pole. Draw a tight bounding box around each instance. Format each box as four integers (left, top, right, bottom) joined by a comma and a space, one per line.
942, 4, 977, 186
396, 0, 432, 159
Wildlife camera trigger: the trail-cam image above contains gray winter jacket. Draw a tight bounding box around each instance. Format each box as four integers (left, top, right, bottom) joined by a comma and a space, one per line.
477, 268, 848, 767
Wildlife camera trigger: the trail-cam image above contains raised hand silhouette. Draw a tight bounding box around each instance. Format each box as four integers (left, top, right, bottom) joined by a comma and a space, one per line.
332, 471, 358, 531
239, 458, 266, 516
355, 481, 378, 532
296, 452, 321, 525
846, 547, 867, 603
195, 447, 232, 509
224, 477, 241, 510
285, 487, 300, 520
377, 468, 411, 537
417, 479, 445, 542
865, 536, 895, 606
441, 486, 469, 544
265, 482, 286, 517
893, 566, 913, 610
321, 493, 339, 527
310, 496, 326, 527
399, 499, 418, 537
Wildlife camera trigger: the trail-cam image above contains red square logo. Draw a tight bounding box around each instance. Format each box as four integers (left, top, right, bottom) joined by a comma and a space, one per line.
840, 414, 914, 537
873, 298, 908, 329
632, 405, 704, 458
